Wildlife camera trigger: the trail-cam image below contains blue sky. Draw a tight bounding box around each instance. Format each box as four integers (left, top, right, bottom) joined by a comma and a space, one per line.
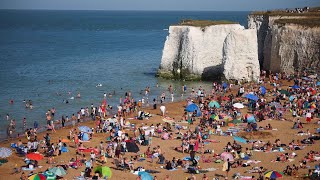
0, 0, 319, 11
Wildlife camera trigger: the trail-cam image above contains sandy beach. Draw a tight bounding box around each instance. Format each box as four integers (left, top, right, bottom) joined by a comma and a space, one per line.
0, 78, 320, 180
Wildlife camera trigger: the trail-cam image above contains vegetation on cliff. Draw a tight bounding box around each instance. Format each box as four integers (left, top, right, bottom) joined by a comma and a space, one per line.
250, 7, 320, 27
250, 7, 320, 16
275, 18, 320, 27
176, 19, 238, 28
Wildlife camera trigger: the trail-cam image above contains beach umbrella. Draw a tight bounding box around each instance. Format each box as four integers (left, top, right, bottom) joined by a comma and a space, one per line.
233, 103, 244, 109
291, 85, 300, 89
264, 170, 283, 179
28, 173, 47, 180
78, 126, 92, 133
48, 167, 67, 177
245, 94, 259, 101
185, 103, 199, 112
26, 152, 44, 161
209, 101, 220, 108
233, 136, 247, 144
220, 152, 234, 162
279, 90, 289, 96
138, 171, 153, 180
0, 147, 12, 158
260, 86, 266, 95
94, 166, 112, 179
43, 171, 56, 180
185, 103, 201, 116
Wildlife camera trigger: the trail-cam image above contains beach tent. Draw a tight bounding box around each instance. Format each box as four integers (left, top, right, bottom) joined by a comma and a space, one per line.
126, 141, 140, 153
209, 101, 220, 108
48, 167, 67, 177
245, 94, 259, 101
185, 103, 199, 112
78, 126, 92, 133
94, 166, 112, 179
185, 103, 201, 117
82, 133, 89, 141
222, 82, 228, 89
291, 85, 300, 89
260, 86, 266, 95
138, 171, 153, 180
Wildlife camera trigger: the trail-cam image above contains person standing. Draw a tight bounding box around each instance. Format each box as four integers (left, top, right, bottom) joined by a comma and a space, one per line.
223, 158, 231, 179
306, 110, 312, 123
61, 116, 66, 128
22, 117, 26, 131
160, 104, 166, 117
58, 140, 62, 155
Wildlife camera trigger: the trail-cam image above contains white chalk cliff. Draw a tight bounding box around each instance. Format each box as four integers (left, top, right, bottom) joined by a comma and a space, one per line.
223, 29, 260, 81
248, 15, 320, 73
158, 24, 260, 81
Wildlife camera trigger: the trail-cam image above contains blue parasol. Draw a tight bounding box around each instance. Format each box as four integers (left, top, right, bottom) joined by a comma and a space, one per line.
245, 94, 259, 101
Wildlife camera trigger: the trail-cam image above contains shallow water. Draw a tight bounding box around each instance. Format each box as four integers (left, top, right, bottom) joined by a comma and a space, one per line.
0, 10, 249, 139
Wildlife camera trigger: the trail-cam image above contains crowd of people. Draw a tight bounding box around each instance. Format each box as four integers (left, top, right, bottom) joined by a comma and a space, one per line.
2, 69, 320, 180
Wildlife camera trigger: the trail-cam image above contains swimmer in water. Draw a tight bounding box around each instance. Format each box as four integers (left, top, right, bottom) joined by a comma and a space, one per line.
96, 83, 102, 87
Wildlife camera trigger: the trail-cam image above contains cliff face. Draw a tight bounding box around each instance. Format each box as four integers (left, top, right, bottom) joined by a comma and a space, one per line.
159, 24, 259, 81
269, 25, 320, 73
248, 15, 320, 73
223, 29, 260, 81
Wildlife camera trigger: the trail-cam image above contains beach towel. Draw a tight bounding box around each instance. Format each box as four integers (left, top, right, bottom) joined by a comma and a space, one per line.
21, 167, 35, 171
183, 156, 200, 161
168, 168, 178, 171
162, 118, 175, 125
79, 140, 91, 143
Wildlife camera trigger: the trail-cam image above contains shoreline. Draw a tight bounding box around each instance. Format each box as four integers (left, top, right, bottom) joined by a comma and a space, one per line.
1, 78, 320, 180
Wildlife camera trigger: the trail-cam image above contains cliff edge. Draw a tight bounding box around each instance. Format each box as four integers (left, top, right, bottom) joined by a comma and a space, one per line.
248, 8, 320, 73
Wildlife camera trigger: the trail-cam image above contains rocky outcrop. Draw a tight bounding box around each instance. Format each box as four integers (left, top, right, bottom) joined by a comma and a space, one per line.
268, 25, 320, 73
223, 29, 260, 81
158, 24, 259, 81
248, 14, 320, 73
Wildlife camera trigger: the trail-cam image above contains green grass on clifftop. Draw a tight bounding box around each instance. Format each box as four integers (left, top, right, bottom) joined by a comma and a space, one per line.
250, 7, 320, 27
275, 18, 320, 27
176, 19, 238, 28
250, 7, 320, 16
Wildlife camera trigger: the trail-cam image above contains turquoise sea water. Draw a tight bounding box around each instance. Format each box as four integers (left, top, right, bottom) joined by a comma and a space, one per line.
0, 10, 249, 139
